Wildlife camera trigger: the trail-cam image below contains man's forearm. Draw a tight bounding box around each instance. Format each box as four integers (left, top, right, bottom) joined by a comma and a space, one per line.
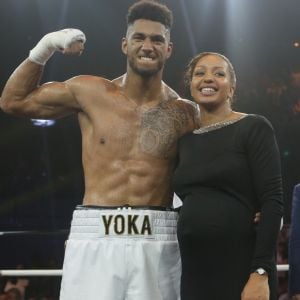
0, 59, 43, 113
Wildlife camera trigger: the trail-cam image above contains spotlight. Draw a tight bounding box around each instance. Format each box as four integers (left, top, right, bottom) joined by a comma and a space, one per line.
31, 119, 56, 127
293, 41, 300, 48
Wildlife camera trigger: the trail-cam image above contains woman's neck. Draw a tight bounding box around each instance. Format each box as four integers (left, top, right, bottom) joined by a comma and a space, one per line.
199, 101, 233, 127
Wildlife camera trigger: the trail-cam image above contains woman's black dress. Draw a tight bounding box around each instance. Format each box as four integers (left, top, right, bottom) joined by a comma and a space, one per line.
173, 115, 283, 300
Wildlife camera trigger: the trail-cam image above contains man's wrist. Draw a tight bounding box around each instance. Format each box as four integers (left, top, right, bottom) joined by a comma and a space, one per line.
29, 34, 56, 65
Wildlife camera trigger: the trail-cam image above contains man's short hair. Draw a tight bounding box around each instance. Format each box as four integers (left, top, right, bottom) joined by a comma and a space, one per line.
127, 0, 173, 30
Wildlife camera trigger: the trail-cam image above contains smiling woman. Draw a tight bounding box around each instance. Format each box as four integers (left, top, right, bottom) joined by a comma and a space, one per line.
173, 52, 284, 300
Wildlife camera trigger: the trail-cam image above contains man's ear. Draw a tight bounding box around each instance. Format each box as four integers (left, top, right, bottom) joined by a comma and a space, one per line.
121, 37, 127, 55
166, 42, 173, 59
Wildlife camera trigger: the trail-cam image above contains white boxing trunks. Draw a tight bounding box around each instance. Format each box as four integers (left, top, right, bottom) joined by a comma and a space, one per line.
59, 205, 181, 300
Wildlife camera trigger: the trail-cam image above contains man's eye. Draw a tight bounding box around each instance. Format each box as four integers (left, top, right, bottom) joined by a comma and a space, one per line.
133, 35, 144, 41
153, 39, 164, 43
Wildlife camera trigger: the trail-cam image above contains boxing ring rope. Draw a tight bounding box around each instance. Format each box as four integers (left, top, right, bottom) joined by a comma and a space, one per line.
277, 264, 289, 272
0, 230, 290, 277
0, 229, 69, 236
0, 265, 289, 277
0, 270, 62, 276
0, 230, 68, 277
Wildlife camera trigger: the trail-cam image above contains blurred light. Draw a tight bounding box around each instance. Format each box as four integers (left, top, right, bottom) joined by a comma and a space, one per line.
293, 100, 300, 114
293, 41, 300, 48
179, 0, 197, 55
31, 119, 56, 127
282, 150, 290, 157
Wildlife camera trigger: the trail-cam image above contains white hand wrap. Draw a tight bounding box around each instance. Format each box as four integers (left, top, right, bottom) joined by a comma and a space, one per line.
29, 28, 86, 65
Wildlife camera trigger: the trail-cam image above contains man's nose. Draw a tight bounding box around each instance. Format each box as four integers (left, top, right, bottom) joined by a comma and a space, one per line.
141, 38, 153, 51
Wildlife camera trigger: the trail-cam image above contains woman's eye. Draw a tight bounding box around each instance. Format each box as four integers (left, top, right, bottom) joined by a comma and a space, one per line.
194, 71, 204, 76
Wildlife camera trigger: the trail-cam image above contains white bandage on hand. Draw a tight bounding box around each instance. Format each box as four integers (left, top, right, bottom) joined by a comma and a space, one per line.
29, 28, 86, 65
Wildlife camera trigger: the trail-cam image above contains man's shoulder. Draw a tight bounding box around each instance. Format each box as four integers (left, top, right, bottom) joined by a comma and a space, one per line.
170, 97, 199, 112
68, 74, 112, 84
163, 81, 180, 100
176, 98, 197, 108
163, 83, 197, 107
165, 98, 200, 129
66, 75, 119, 91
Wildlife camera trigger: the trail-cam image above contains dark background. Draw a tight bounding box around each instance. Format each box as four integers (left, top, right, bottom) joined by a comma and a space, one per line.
0, 0, 300, 269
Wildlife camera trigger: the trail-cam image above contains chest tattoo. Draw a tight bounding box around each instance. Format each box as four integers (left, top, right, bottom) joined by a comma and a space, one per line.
139, 103, 190, 158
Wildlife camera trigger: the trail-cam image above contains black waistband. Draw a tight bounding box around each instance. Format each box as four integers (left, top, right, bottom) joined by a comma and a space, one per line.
77, 204, 177, 211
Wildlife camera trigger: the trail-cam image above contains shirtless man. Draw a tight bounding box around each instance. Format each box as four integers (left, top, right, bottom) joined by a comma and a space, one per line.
0, 1, 198, 300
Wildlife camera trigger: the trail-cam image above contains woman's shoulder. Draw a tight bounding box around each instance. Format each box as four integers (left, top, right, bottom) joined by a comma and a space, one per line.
240, 113, 274, 129
237, 114, 275, 141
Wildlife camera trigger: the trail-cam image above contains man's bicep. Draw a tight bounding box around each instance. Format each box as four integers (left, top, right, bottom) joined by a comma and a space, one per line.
22, 81, 80, 118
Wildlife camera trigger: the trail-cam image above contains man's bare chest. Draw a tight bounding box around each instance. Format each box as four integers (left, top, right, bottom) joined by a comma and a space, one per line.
88, 102, 191, 159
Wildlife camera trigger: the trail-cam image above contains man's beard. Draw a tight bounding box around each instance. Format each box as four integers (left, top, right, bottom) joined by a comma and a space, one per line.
128, 57, 164, 77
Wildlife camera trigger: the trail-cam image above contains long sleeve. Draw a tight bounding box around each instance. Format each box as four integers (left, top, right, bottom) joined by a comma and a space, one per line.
245, 116, 284, 273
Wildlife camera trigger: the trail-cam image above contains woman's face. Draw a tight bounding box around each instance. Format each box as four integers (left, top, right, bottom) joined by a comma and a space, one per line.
190, 54, 234, 107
